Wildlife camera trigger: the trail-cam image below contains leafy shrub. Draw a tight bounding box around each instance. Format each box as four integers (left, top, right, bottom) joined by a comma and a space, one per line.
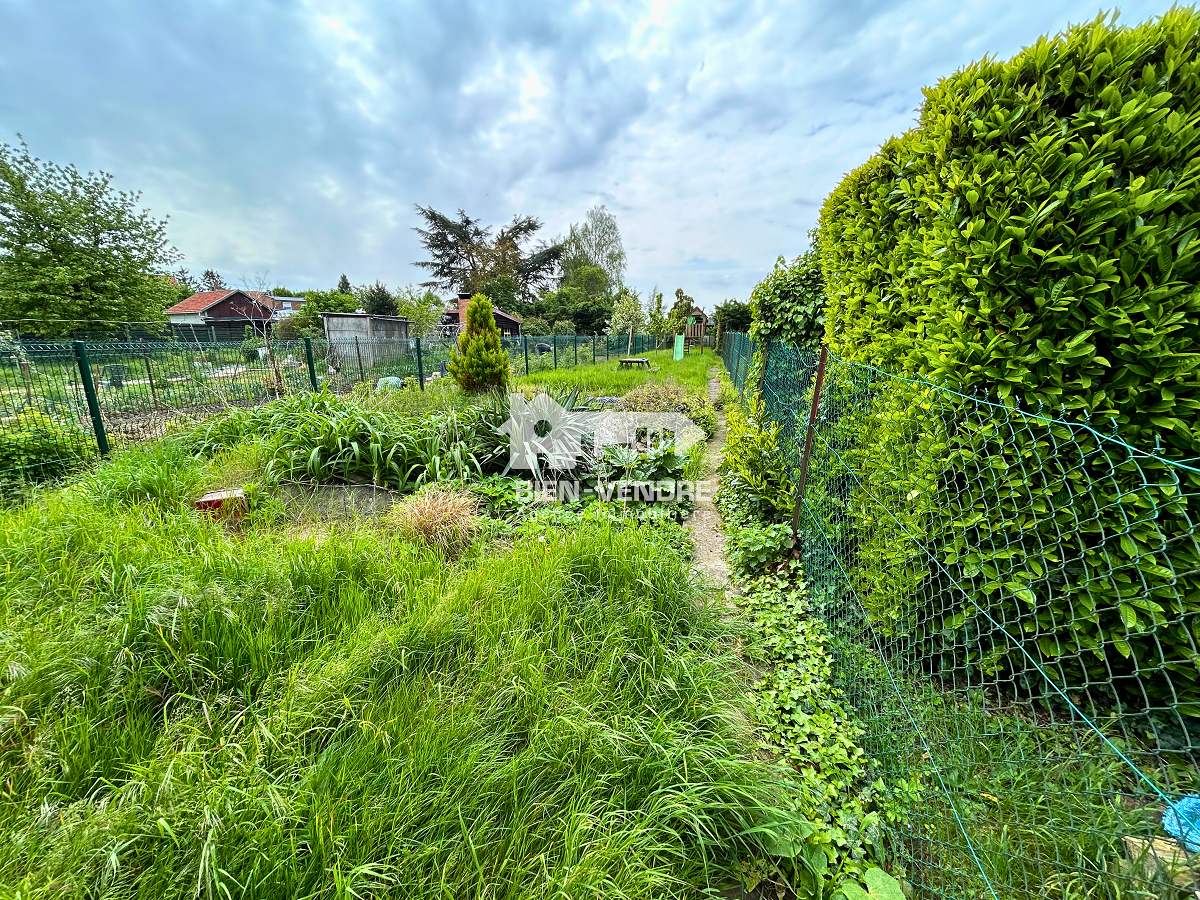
0, 410, 94, 483
818, 9, 1200, 450
521, 316, 551, 336
240, 326, 264, 364
448, 294, 508, 392
717, 389, 794, 524
813, 10, 1200, 717
617, 380, 718, 438
748, 249, 825, 349
551, 319, 574, 335
726, 522, 794, 577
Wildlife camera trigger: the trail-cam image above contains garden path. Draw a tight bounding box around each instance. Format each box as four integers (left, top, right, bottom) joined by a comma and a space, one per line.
685, 370, 729, 587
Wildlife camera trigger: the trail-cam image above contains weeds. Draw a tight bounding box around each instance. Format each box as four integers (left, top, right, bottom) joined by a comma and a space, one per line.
0, 449, 802, 898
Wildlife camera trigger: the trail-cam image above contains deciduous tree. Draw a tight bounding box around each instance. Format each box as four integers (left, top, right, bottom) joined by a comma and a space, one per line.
561, 205, 626, 289
0, 139, 181, 334
606, 288, 645, 336
394, 285, 445, 337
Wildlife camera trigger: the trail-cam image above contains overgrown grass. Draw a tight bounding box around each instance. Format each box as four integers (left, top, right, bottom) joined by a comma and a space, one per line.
0, 446, 801, 898
514, 350, 714, 395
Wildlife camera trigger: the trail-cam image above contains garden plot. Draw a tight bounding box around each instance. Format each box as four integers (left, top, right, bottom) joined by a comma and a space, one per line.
0, 365, 825, 899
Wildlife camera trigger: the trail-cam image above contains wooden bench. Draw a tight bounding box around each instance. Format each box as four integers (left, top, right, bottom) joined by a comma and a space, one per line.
618, 357, 651, 370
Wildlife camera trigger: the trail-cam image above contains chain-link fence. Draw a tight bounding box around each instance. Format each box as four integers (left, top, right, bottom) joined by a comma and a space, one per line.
0, 331, 681, 486
725, 332, 1200, 899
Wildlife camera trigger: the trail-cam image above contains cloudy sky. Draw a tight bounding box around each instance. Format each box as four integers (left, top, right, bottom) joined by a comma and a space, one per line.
0, 0, 1177, 310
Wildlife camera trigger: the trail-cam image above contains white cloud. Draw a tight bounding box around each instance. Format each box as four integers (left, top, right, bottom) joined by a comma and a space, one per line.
0, 0, 1181, 306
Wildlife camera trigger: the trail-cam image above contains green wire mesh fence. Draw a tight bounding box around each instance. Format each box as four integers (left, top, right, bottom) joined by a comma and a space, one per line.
724, 332, 1200, 900
0, 331, 679, 486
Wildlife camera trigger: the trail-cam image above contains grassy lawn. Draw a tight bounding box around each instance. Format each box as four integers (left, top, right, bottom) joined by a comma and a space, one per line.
0, 384, 798, 899
514, 349, 715, 395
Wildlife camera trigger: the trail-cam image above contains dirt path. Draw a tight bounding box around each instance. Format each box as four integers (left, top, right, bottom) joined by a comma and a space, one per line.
685, 371, 729, 587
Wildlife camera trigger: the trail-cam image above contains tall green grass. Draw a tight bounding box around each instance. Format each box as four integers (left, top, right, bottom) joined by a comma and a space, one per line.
515, 351, 715, 395
0, 453, 798, 898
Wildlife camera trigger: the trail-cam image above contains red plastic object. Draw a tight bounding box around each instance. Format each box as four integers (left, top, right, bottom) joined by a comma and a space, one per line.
195, 488, 246, 515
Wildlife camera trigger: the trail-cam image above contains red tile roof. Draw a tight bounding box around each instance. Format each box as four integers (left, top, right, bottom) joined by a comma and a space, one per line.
165, 290, 277, 315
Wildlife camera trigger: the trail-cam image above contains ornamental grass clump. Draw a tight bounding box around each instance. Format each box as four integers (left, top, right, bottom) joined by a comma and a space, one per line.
389, 486, 480, 554
448, 293, 508, 392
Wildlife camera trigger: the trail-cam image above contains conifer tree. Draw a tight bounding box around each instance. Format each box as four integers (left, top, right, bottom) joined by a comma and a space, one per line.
448, 293, 508, 391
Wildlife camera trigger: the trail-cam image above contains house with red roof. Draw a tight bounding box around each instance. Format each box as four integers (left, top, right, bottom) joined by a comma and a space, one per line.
165, 290, 304, 341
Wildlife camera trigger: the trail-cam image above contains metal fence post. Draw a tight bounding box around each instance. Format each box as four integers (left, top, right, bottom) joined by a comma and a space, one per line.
415, 337, 425, 390
732, 333, 743, 389
553, 337, 558, 369
592, 334, 596, 364
73, 340, 109, 456
354, 336, 365, 382
141, 342, 159, 408
303, 337, 319, 391
574, 336, 578, 368
523, 335, 530, 376
792, 344, 828, 536
757, 339, 771, 398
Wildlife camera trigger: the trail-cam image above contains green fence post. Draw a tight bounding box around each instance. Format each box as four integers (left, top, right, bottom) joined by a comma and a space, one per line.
553, 337, 558, 369
303, 337, 319, 391
523, 335, 529, 376
415, 337, 425, 390
592, 334, 596, 364
73, 340, 109, 456
574, 336, 578, 368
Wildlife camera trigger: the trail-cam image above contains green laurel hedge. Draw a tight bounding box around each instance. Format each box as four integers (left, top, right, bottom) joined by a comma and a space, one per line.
814, 10, 1200, 724
818, 9, 1200, 451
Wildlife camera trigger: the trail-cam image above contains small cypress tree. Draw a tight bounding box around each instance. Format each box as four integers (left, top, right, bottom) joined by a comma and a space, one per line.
448, 293, 508, 392
337, 273, 352, 294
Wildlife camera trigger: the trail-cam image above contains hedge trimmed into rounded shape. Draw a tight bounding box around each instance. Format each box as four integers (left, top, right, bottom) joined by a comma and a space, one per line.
815, 10, 1200, 727
818, 8, 1200, 453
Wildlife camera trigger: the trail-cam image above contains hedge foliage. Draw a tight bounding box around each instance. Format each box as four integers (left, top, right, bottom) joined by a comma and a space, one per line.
748, 250, 826, 350
818, 9, 1200, 456
0, 410, 94, 483
809, 11, 1200, 723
